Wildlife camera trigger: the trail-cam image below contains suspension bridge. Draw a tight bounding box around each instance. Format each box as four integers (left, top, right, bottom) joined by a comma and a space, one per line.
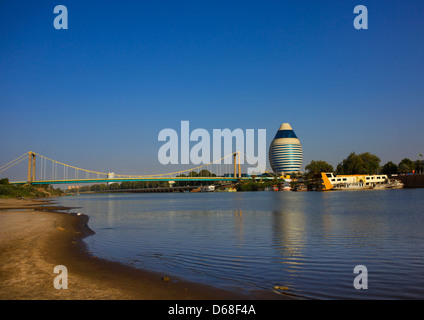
0, 151, 278, 186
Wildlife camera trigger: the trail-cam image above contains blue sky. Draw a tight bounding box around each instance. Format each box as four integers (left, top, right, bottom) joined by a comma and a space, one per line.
1, 0, 423, 180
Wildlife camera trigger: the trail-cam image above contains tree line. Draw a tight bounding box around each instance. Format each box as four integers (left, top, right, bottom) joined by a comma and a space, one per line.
0, 178, 63, 198
68, 169, 219, 192
73, 180, 169, 192
304, 152, 424, 178
67, 153, 422, 193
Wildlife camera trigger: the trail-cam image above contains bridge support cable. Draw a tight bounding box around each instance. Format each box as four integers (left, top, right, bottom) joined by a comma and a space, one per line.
0, 153, 28, 176
2, 150, 278, 184
238, 152, 278, 179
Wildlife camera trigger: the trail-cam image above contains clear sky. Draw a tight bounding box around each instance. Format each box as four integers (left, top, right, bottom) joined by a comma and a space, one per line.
1, 0, 423, 180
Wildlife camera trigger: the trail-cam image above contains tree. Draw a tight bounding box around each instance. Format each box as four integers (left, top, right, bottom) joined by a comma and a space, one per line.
289, 172, 302, 179
398, 163, 410, 174
381, 161, 398, 175
198, 169, 216, 177
305, 160, 333, 178
108, 183, 121, 190
187, 171, 198, 177
414, 160, 424, 174
398, 158, 414, 173
336, 152, 381, 175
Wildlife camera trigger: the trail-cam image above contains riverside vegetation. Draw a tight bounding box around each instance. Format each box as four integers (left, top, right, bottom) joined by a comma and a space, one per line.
0, 178, 63, 199
58, 152, 424, 194
13, 152, 424, 198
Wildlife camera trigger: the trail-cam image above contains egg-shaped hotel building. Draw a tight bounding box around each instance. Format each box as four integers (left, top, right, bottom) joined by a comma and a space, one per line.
269, 123, 303, 175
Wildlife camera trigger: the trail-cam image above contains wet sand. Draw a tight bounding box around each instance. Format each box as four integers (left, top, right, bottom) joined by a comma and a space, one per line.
0, 198, 289, 300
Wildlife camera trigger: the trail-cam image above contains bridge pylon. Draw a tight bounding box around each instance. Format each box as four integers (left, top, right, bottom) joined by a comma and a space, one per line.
233, 152, 242, 179
27, 151, 36, 184
2, 150, 278, 185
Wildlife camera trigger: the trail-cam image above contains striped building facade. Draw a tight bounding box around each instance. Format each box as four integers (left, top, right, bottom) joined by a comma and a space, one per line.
269, 123, 303, 175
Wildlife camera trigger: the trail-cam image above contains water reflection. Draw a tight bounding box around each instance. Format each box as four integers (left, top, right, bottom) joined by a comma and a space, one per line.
55, 190, 424, 299
106, 195, 116, 228
234, 210, 244, 247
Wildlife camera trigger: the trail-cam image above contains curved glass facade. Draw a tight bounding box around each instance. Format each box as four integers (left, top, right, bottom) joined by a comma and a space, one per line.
269, 124, 303, 175
273, 130, 298, 139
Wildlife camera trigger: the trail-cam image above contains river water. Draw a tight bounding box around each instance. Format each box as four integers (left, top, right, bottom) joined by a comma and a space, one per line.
55, 189, 424, 299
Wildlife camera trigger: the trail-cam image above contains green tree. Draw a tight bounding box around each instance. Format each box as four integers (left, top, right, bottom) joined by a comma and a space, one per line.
305, 160, 333, 178
398, 158, 414, 173
187, 171, 198, 177
336, 152, 381, 175
381, 161, 398, 175
414, 160, 424, 174
108, 183, 121, 190
398, 163, 410, 174
198, 169, 216, 177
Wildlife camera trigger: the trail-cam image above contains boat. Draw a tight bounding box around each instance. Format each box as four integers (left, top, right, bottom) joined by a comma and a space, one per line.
386, 179, 404, 189
225, 187, 237, 192
280, 181, 291, 191
320, 172, 403, 191
201, 185, 215, 192
292, 184, 307, 191
372, 179, 404, 189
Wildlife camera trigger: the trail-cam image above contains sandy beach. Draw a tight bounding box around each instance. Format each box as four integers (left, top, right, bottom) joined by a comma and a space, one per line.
0, 198, 287, 300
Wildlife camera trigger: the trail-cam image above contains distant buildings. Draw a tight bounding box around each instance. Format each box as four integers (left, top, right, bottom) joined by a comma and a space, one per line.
269, 123, 303, 175
107, 172, 115, 186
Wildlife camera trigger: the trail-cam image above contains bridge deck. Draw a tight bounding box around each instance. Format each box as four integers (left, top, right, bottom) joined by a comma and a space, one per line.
10, 176, 276, 185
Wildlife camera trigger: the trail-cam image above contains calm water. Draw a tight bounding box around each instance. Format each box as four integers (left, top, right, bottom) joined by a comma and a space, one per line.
55, 189, 424, 299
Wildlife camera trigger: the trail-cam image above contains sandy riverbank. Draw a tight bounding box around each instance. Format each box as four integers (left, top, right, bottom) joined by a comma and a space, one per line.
0, 198, 289, 300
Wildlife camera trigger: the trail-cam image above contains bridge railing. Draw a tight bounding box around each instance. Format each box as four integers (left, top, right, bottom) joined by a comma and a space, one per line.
1, 151, 278, 185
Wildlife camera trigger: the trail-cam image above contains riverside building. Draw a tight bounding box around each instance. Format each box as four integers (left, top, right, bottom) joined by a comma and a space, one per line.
269, 123, 303, 175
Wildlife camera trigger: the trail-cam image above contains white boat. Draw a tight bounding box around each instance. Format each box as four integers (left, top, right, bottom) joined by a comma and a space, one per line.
280, 182, 291, 191
373, 179, 404, 189
201, 185, 215, 192
321, 173, 404, 191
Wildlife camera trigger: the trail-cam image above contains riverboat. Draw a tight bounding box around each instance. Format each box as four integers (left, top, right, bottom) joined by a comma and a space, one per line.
321, 172, 404, 191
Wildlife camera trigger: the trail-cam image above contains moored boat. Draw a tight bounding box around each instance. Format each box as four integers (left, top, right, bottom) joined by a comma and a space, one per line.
321, 172, 404, 191
201, 185, 215, 192
279, 181, 291, 191
372, 179, 404, 189
292, 184, 307, 191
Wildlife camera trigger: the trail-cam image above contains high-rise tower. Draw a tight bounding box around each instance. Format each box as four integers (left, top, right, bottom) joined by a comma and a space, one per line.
269, 123, 303, 175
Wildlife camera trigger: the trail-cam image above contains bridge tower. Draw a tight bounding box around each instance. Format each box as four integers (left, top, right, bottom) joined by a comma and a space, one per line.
27, 151, 36, 184
233, 152, 242, 179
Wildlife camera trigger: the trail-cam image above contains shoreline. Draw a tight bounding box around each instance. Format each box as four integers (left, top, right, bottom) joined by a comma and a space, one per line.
0, 198, 292, 300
